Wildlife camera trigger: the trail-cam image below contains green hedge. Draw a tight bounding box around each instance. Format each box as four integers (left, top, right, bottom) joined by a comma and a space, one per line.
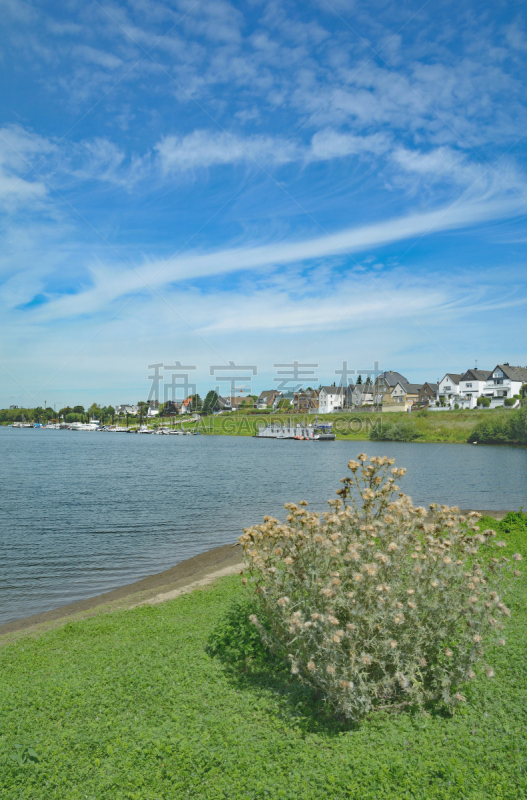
469, 405, 527, 444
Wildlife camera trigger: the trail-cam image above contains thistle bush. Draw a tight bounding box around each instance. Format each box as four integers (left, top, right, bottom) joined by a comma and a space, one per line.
239, 454, 522, 721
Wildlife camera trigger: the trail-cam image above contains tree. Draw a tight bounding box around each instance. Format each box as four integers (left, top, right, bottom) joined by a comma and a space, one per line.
202, 390, 220, 416
73, 406, 85, 414
357, 375, 363, 385
59, 407, 73, 418
277, 398, 292, 410
137, 401, 148, 407
188, 394, 202, 412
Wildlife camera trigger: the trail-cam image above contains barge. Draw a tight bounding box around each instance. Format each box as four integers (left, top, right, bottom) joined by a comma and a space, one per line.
254, 421, 335, 440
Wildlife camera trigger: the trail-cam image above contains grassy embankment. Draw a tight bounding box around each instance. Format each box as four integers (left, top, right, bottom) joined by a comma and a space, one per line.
1, 512, 526, 799
180, 409, 500, 443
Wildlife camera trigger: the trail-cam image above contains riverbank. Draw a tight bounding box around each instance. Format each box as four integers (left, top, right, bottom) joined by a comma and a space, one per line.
1, 511, 526, 799
0, 509, 509, 641
184, 409, 513, 444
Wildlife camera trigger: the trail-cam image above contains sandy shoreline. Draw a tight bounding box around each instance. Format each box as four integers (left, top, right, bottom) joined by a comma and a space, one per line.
0, 508, 508, 641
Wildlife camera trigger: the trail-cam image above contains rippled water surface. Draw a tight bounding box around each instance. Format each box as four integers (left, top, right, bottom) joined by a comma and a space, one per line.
0, 428, 525, 624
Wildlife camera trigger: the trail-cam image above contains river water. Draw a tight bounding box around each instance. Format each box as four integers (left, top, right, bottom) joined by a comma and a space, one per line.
0, 428, 525, 625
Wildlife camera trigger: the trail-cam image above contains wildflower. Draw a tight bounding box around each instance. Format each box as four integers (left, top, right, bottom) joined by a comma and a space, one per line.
468, 596, 479, 605
473, 634, 482, 643
498, 638, 506, 646
347, 592, 355, 598
455, 693, 466, 702
443, 556, 452, 565
394, 614, 404, 625
327, 615, 339, 625
467, 669, 476, 680
387, 542, 398, 551
274, 547, 283, 556
340, 680, 350, 689
362, 654, 372, 665
326, 664, 336, 675
307, 661, 315, 671
363, 563, 378, 577
333, 634, 342, 643
249, 614, 258, 625
277, 596, 290, 606
512, 553, 523, 561
389, 640, 397, 649
514, 570, 522, 576
407, 602, 416, 610
411, 552, 419, 559
406, 589, 415, 595
284, 557, 293, 565
241, 577, 248, 585
445, 648, 453, 657
420, 658, 427, 667
311, 612, 321, 620
431, 580, 439, 588
485, 667, 495, 678
346, 623, 356, 630
353, 572, 363, 582
332, 577, 341, 586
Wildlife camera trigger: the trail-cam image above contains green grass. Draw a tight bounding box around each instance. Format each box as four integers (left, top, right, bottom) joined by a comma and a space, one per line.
180, 409, 509, 444
1, 513, 526, 799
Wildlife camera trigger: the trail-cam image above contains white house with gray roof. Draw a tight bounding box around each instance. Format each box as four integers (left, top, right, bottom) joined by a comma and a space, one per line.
483, 364, 527, 407
318, 385, 344, 414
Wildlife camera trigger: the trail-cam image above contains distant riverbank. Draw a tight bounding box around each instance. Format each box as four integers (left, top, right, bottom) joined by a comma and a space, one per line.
174, 408, 524, 445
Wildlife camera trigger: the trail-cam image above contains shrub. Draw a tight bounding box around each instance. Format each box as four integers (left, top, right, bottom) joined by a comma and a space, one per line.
454, 403, 459, 410
370, 420, 420, 442
477, 397, 491, 407
504, 398, 515, 407
239, 455, 521, 721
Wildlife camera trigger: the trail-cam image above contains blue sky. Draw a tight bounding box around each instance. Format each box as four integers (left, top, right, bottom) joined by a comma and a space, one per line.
1, 0, 526, 407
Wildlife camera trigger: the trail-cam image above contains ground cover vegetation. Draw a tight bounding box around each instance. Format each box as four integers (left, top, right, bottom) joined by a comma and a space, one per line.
1, 489, 526, 797
468, 406, 527, 445
191, 409, 518, 444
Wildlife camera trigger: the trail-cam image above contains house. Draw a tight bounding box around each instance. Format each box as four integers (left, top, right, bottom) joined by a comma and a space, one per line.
257, 390, 282, 410
436, 374, 463, 406
115, 404, 140, 415
180, 398, 193, 414
455, 369, 492, 409
317, 385, 345, 414
387, 382, 422, 408
294, 390, 318, 412
229, 395, 254, 410
417, 382, 438, 405
351, 384, 374, 406
147, 406, 159, 417
373, 371, 408, 404
482, 364, 527, 408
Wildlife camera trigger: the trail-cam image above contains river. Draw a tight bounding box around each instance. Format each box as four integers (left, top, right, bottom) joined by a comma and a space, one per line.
0, 428, 525, 625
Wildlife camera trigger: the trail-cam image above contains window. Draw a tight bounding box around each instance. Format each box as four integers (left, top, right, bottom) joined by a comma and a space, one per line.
494, 369, 503, 378
445, 386, 451, 391
466, 383, 472, 388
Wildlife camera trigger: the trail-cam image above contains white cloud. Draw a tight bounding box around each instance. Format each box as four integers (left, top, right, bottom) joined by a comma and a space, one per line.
73, 45, 123, 70
155, 129, 298, 173
0, 125, 50, 208
24, 193, 524, 323
309, 129, 390, 160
